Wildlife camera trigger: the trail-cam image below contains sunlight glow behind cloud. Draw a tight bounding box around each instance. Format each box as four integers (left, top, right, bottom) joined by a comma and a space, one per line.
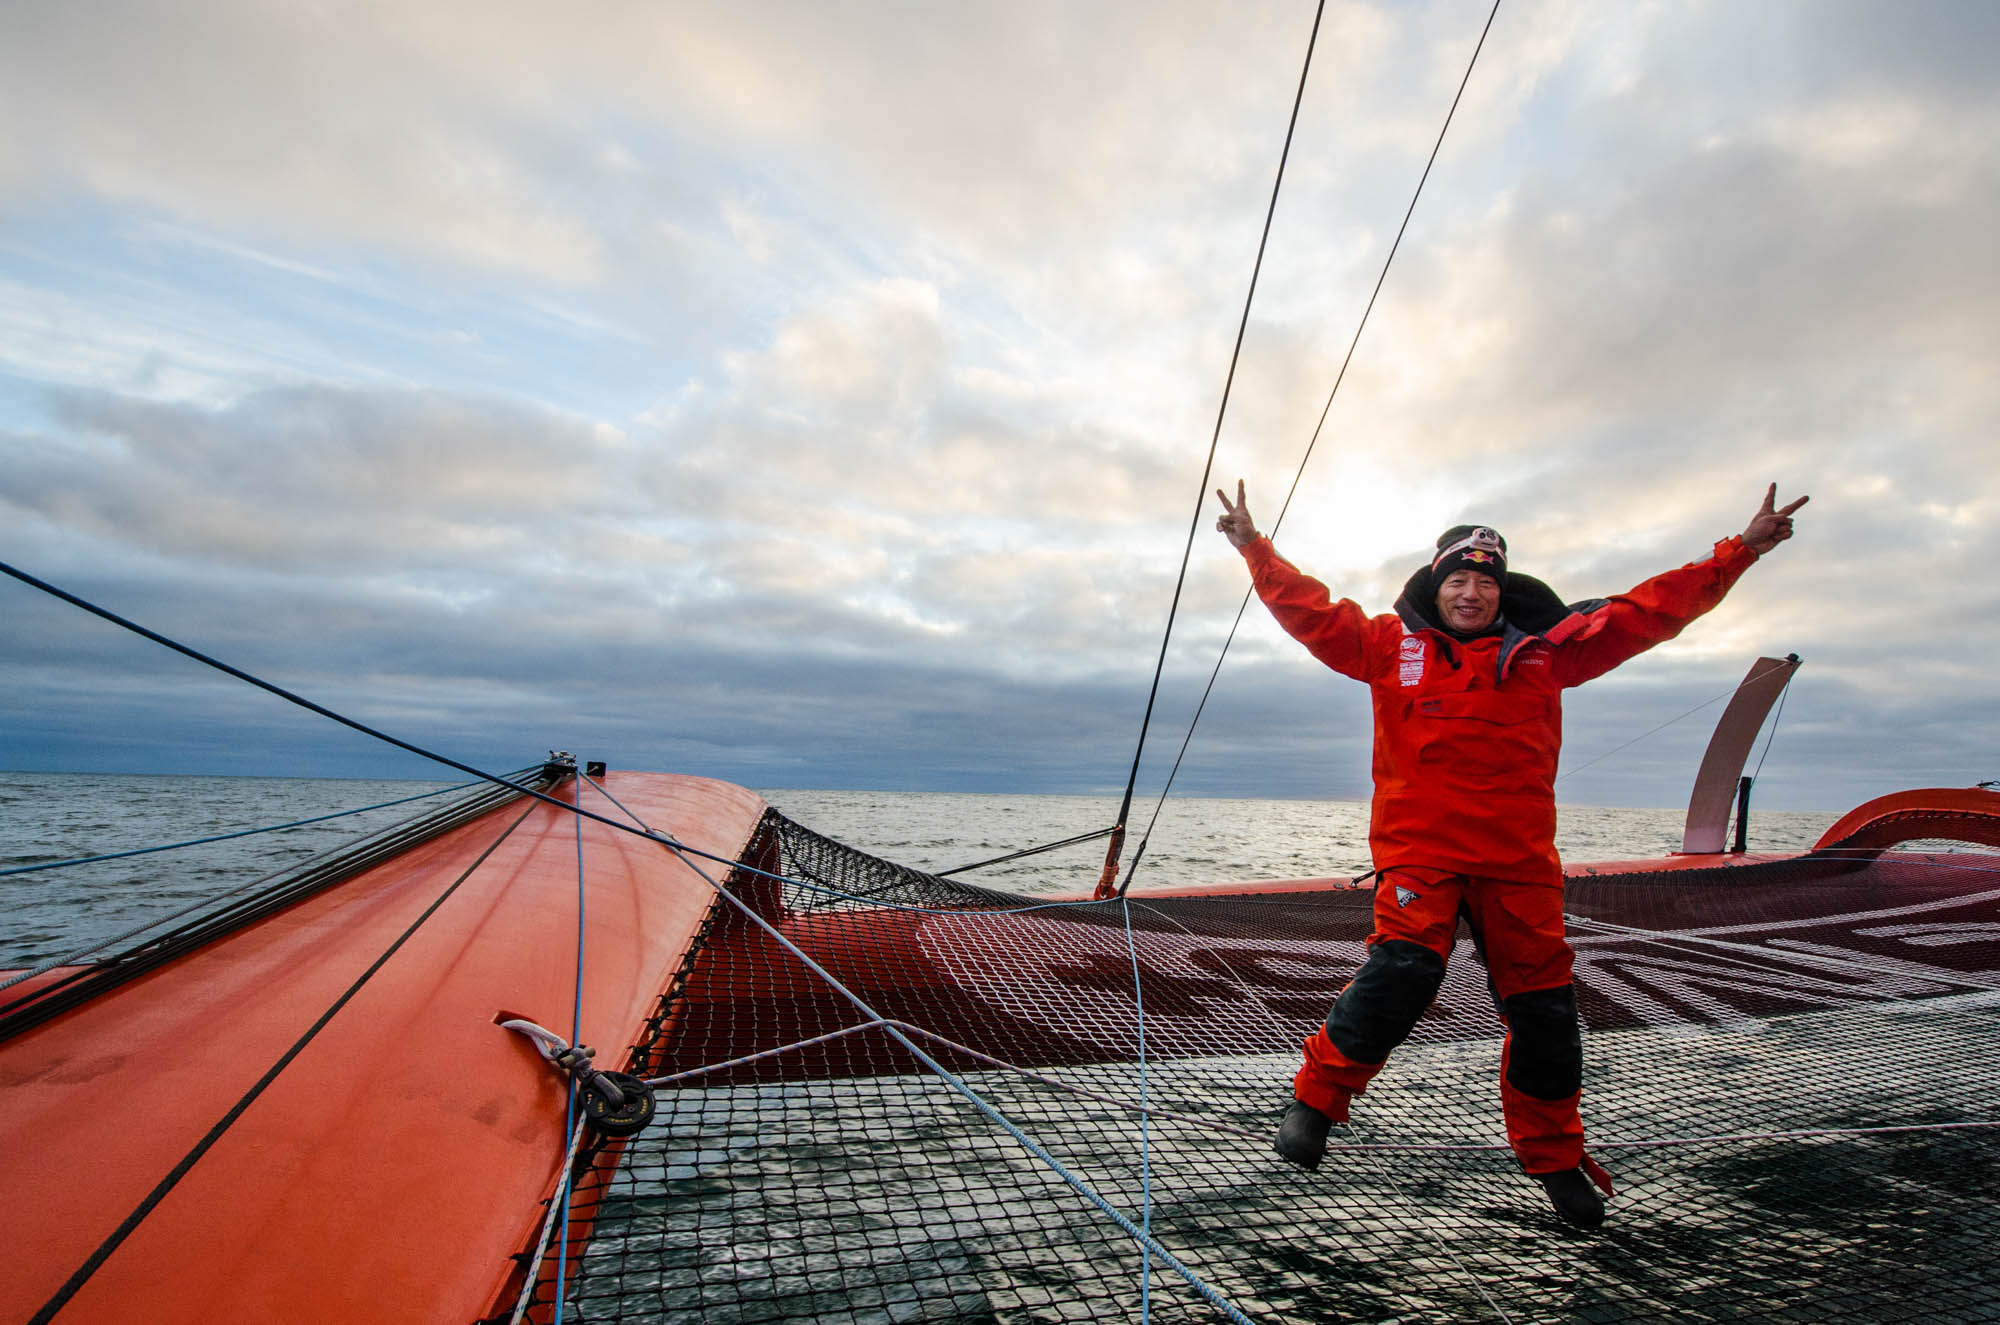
2, 0, 1996, 810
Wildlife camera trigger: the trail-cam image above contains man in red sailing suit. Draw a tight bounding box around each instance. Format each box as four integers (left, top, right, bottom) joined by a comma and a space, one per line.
1214, 481, 1807, 1229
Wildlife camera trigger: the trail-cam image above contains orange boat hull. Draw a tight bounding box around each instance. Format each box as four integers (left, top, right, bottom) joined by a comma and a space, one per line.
1, 772, 763, 1325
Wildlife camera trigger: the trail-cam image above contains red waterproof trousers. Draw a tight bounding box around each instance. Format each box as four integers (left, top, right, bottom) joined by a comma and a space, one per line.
1292, 868, 1585, 1174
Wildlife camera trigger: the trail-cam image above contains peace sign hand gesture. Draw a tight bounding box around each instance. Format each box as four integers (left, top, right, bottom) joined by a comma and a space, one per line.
1215, 480, 1262, 550
1742, 483, 1809, 555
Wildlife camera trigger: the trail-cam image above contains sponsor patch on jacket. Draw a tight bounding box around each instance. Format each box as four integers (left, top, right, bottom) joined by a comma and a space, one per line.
1398, 635, 1426, 687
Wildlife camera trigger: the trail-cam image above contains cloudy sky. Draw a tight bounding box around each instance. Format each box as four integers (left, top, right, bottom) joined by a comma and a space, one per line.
2, 0, 1995, 813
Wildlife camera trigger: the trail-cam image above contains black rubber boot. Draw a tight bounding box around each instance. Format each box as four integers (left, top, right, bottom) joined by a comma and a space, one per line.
1275, 1101, 1333, 1172
1535, 1167, 1606, 1230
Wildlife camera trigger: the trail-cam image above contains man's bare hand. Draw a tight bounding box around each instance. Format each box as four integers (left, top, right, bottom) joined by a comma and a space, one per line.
1215, 479, 1261, 549
1742, 483, 1808, 554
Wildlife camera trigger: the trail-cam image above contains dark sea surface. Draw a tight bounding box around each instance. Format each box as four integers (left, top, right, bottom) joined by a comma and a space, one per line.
0, 772, 1839, 969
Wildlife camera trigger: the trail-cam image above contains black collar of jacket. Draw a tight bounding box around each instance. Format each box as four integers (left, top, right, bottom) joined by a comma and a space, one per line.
1394, 564, 1577, 676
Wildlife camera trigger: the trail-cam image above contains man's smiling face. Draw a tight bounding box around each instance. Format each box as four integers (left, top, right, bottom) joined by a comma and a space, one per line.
1436, 569, 1501, 633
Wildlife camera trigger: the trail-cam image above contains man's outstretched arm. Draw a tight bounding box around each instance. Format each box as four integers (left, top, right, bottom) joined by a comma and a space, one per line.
1557, 483, 1810, 687
1216, 479, 1381, 682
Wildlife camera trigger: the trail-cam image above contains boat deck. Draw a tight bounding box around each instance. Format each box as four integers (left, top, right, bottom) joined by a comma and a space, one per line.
530, 828, 2000, 1323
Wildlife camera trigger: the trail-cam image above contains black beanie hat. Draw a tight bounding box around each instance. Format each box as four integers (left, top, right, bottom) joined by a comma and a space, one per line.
1432, 524, 1507, 582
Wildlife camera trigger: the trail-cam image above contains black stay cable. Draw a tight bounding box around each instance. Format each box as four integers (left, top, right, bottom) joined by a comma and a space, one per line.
937, 826, 1118, 879
0, 559, 827, 889
1749, 667, 1797, 784
1556, 655, 1798, 787
1094, 0, 1330, 898
0, 558, 684, 854
29, 801, 542, 1324
1, 559, 551, 803
1117, 0, 1506, 896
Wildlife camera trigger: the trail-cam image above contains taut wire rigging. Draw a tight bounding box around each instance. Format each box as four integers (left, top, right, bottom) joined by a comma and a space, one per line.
1106, 0, 1507, 897
1094, 0, 1331, 899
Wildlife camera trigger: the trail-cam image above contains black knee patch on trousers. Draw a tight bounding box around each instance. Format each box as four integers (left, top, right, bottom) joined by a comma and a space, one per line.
1325, 939, 1447, 1065
1502, 984, 1582, 1100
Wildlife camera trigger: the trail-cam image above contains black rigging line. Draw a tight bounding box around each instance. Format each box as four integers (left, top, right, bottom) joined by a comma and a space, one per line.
1556, 655, 1798, 788
1, 559, 539, 798
1, 558, 812, 880
1095, 0, 1330, 898
1118, 0, 1507, 895
937, 826, 1118, 878
0, 777, 486, 878
0, 559, 665, 849
1749, 668, 1796, 785
0, 770, 547, 1042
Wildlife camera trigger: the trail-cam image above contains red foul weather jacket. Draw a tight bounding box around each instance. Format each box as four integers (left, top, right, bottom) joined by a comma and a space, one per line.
1242, 535, 1761, 886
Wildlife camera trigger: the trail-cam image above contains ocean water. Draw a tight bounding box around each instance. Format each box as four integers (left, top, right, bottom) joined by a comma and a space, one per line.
758, 788, 1842, 891
0, 772, 1840, 969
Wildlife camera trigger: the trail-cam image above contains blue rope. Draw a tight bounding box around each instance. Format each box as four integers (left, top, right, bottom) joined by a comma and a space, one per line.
555, 777, 587, 1321
0, 779, 481, 877
677, 841, 1255, 1323
592, 787, 1255, 1322
1121, 895, 1155, 1319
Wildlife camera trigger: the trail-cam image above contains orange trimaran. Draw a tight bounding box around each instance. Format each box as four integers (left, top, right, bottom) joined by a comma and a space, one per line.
6, 647, 1999, 1321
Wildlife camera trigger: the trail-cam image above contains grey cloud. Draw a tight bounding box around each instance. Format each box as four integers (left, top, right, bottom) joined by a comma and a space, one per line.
5, 1, 1997, 814
12, 385, 638, 571
0, 2, 1311, 284
0, 2, 610, 281
6, 354, 1201, 696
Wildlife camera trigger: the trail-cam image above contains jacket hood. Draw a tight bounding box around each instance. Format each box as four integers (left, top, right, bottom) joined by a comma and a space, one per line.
1395, 564, 1572, 638
1395, 564, 1583, 677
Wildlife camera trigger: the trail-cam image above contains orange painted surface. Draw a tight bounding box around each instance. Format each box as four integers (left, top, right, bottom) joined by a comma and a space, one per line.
1813, 786, 2000, 852
1069, 853, 1785, 901
0, 772, 765, 1325
1561, 852, 1790, 876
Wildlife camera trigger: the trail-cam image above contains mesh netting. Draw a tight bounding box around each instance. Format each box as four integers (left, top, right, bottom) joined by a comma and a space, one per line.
500, 815, 2000, 1323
